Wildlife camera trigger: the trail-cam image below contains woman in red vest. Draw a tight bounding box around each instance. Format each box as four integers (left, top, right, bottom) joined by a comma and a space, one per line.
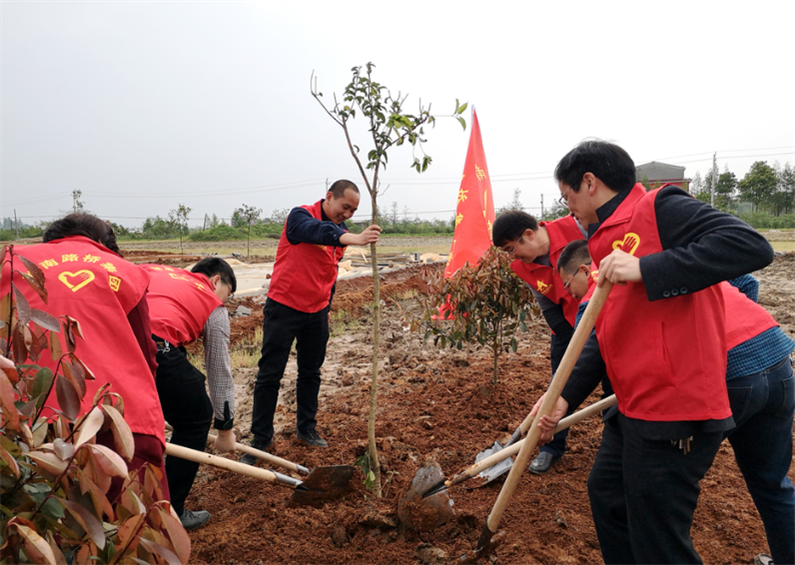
548, 140, 774, 564
4, 213, 168, 502
491, 210, 585, 474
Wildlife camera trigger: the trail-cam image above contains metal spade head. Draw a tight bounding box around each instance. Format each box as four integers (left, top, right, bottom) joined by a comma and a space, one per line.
459, 525, 506, 564
290, 464, 356, 508
398, 461, 456, 531
470, 440, 514, 487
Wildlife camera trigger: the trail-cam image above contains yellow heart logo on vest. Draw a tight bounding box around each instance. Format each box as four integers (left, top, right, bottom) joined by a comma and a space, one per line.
58, 270, 96, 292
611, 232, 641, 255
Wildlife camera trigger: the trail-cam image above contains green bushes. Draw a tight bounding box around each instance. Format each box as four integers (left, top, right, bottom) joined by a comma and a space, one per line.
188, 224, 245, 241
735, 212, 795, 230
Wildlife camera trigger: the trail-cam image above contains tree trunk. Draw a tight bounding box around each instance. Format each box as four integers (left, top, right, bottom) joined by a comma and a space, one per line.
367, 197, 383, 497
492, 347, 499, 385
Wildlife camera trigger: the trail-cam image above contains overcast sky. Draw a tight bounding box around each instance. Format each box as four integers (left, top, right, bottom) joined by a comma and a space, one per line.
2, 0, 794, 228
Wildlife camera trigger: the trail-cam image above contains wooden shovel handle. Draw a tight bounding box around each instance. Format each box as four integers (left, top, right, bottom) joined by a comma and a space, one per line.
206, 432, 310, 475
165, 423, 309, 475
164, 443, 301, 488
485, 281, 613, 532
449, 394, 617, 487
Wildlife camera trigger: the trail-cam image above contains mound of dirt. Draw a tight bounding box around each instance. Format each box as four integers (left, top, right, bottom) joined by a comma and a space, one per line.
184, 253, 795, 564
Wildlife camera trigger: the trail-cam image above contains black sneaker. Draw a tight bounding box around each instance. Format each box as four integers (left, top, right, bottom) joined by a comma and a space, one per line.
179, 509, 211, 530
240, 438, 272, 466
296, 428, 328, 448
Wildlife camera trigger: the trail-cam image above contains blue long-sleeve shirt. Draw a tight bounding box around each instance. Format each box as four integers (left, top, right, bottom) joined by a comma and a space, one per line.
285, 203, 349, 247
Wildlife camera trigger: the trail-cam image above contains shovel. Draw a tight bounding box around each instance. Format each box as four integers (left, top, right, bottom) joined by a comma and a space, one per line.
461, 281, 613, 563
166, 423, 318, 477
164, 443, 354, 507
422, 393, 617, 498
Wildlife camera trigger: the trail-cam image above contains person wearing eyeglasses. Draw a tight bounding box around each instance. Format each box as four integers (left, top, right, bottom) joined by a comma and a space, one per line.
143, 257, 238, 530
491, 208, 586, 474
552, 237, 794, 565
533, 140, 774, 564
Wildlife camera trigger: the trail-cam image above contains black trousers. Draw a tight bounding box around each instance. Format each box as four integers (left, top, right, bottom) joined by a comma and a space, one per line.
251, 298, 329, 444
587, 412, 724, 564
155, 340, 213, 516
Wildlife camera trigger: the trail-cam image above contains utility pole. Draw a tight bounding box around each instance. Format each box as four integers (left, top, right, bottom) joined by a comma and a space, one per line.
540, 194, 544, 218
14, 209, 18, 240
710, 153, 717, 208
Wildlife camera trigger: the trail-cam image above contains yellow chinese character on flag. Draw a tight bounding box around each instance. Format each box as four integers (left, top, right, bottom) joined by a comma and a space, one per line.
62, 254, 78, 262
108, 276, 121, 292
83, 254, 100, 263
101, 262, 117, 273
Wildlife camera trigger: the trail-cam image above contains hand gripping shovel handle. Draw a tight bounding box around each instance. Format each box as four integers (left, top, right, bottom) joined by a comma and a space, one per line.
206, 432, 310, 475
447, 393, 617, 489
164, 443, 302, 489
464, 281, 613, 563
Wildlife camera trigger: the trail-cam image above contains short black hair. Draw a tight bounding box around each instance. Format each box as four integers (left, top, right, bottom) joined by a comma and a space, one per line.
43, 213, 120, 254
557, 240, 591, 274
554, 140, 636, 194
491, 210, 539, 247
328, 179, 359, 198
191, 257, 237, 293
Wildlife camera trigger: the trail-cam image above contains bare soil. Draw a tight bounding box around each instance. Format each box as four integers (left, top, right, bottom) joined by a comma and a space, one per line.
162, 252, 794, 565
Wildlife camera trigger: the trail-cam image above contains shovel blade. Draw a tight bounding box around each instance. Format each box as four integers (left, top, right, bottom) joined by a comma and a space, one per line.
289, 465, 355, 508
398, 461, 456, 531
471, 441, 514, 487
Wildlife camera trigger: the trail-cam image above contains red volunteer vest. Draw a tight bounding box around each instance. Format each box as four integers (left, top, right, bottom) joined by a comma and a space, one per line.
588, 185, 732, 421
3, 237, 165, 444
143, 265, 222, 346
721, 282, 778, 349
511, 215, 584, 328
267, 200, 347, 313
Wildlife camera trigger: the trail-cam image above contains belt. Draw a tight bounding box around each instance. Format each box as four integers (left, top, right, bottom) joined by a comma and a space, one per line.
152, 335, 172, 353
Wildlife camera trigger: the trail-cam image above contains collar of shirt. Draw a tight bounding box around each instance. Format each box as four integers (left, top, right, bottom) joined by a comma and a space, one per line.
588, 187, 634, 239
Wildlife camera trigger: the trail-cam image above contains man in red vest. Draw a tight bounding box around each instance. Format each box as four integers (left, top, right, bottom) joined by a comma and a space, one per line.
143, 258, 237, 530
554, 234, 794, 565
491, 210, 585, 474
543, 140, 774, 564
5, 214, 168, 503
242, 180, 380, 462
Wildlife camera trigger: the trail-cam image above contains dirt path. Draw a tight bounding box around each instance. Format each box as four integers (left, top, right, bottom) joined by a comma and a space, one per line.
180, 254, 794, 565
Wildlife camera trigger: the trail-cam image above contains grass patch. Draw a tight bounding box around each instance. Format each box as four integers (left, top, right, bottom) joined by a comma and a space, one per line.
330, 310, 361, 337
771, 241, 795, 252
187, 325, 263, 372
393, 288, 419, 301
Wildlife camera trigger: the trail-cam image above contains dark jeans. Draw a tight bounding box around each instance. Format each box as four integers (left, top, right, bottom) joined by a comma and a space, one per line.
725, 356, 795, 565
251, 298, 329, 444
541, 332, 571, 457
588, 413, 724, 564
155, 341, 213, 516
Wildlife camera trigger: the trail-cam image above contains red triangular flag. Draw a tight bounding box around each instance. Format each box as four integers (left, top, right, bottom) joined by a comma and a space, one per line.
444, 109, 495, 278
